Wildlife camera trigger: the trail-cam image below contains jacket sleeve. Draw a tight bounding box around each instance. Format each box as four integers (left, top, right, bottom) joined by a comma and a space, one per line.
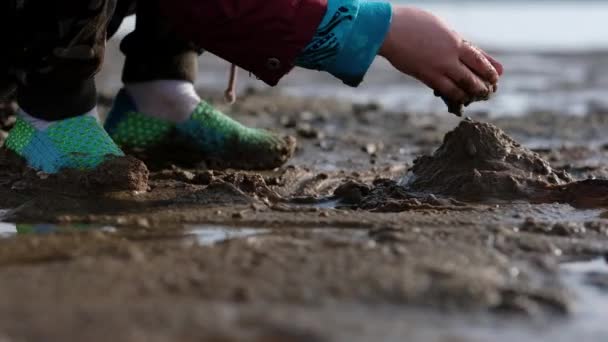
296, 0, 392, 87
160, 0, 327, 86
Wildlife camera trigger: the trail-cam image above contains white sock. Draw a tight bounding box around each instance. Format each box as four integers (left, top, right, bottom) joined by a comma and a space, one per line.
19, 107, 100, 131
125, 80, 201, 123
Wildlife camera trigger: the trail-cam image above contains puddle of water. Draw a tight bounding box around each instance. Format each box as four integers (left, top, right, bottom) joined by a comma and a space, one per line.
0, 210, 14, 237
0, 220, 274, 247
187, 225, 271, 246
287, 197, 345, 210
0, 210, 121, 238
0, 222, 16, 237
312, 199, 342, 209
0, 217, 365, 248
0, 221, 117, 238
187, 225, 368, 246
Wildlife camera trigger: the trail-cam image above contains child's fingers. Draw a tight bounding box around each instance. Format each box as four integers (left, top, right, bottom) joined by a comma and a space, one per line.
480, 50, 504, 76
428, 75, 469, 104
447, 63, 491, 100
459, 43, 499, 84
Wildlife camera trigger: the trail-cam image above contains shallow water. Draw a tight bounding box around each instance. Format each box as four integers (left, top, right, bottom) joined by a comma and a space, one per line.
0, 220, 367, 246
0, 221, 269, 246
405, 1, 608, 51
188, 225, 271, 245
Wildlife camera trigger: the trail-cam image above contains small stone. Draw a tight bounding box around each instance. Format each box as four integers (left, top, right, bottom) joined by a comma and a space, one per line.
193, 171, 214, 185
232, 211, 246, 219
296, 123, 324, 139
551, 222, 586, 236
279, 115, 297, 128
298, 111, 315, 122
11, 181, 28, 191
363, 143, 377, 155
250, 203, 266, 212
334, 180, 371, 204
126, 246, 146, 263
178, 170, 195, 182
352, 102, 381, 115
317, 140, 334, 151
135, 218, 150, 228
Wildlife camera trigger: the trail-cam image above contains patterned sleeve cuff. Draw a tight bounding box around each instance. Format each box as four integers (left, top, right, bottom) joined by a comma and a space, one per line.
295, 0, 393, 87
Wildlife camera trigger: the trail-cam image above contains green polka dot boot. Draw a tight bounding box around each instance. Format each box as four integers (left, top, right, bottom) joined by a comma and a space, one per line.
4, 112, 124, 174
105, 89, 296, 170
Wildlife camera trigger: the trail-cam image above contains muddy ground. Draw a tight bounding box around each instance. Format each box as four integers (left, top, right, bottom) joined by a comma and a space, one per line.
1, 46, 608, 341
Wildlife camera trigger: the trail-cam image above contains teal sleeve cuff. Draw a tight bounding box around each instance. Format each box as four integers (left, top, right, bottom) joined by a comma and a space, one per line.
295, 0, 393, 87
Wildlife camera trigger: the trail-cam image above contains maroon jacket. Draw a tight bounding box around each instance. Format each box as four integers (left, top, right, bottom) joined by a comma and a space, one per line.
159, 0, 327, 86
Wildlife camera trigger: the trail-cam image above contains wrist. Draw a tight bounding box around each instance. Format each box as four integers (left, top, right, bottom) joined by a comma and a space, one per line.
378, 4, 396, 59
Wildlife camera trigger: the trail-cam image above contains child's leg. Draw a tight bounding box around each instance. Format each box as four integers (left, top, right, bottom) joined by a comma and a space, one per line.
3, 0, 123, 173
105, 0, 295, 170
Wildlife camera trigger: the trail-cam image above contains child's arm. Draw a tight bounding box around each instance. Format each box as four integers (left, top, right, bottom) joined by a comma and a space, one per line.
161, 0, 502, 105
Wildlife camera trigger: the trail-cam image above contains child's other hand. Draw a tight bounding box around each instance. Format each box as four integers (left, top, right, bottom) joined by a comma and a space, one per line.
379, 6, 503, 105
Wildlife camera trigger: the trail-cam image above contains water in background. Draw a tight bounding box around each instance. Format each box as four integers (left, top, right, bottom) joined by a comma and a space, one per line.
111, 1, 608, 117
402, 0, 608, 51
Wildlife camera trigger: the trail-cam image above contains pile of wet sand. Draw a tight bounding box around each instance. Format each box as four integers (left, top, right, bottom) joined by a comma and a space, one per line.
334, 119, 608, 211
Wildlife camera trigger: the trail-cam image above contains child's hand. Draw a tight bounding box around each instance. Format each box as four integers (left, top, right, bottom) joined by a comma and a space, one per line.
379, 6, 503, 106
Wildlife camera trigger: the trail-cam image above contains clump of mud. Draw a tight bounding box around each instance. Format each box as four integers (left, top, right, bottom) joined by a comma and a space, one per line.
407, 119, 572, 201
333, 179, 468, 212
0, 151, 149, 194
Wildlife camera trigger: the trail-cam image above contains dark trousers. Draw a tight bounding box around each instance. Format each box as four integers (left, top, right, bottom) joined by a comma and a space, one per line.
0, 0, 199, 121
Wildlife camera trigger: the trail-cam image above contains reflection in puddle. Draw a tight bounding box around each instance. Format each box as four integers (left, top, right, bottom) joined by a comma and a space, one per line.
0, 222, 16, 237
289, 198, 349, 210
313, 199, 341, 209
0, 222, 116, 238
188, 225, 271, 246
187, 225, 367, 246
0, 210, 14, 237
0, 219, 364, 248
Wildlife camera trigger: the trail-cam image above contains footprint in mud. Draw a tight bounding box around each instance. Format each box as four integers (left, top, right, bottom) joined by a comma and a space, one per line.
334, 119, 608, 211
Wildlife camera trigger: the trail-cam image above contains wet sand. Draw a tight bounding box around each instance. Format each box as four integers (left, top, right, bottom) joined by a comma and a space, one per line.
0, 43, 608, 341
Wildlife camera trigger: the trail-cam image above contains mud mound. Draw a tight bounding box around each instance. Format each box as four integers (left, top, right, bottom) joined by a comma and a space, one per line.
407, 119, 573, 201
334, 120, 608, 210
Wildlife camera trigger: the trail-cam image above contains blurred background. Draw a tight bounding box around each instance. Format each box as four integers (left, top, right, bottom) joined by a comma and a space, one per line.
103, 0, 608, 117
